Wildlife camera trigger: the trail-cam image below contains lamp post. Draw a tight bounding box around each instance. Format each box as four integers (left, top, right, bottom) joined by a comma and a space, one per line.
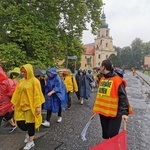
66, 55, 77, 74
73, 55, 77, 74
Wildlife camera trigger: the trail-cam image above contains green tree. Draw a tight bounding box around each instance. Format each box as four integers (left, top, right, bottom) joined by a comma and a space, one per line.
143, 42, 150, 56
120, 46, 132, 69
109, 54, 121, 67
131, 38, 144, 68
0, 43, 26, 71
0, 0, 103, 70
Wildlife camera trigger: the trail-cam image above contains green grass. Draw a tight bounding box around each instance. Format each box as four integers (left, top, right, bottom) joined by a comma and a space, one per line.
143, 70, 150, 76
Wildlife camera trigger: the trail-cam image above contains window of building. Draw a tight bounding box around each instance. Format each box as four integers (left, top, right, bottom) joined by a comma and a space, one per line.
106, 43, 108, 47
96, 45, 99, 50
98, 54, 101, 59
100, 40, 102, 45
85, 56, 87, 59
85, 64, 87, 67
106, 30, 109, 36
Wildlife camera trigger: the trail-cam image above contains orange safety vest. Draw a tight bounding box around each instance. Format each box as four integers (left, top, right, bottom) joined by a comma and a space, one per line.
93, 76, 133, 117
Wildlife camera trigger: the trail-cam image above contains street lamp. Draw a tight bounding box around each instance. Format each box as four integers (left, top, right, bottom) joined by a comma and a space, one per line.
66, 55, 78, 74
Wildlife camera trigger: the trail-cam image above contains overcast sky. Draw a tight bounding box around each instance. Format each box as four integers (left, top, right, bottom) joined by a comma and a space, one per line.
82, 0, 150, 48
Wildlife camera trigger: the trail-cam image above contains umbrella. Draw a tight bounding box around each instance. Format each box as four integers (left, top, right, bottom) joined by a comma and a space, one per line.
34, 68, 46, 76
89, 121, 127, 150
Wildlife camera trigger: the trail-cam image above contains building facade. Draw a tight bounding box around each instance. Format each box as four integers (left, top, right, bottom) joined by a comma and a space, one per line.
144, 55, 150, 69
80, 11, 117, 70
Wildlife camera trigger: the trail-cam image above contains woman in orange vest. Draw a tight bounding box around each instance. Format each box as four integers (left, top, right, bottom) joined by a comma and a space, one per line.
93, 59, 132, 139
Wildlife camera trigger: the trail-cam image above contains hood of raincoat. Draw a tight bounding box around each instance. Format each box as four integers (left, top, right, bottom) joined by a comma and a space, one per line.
0, 67, 8, 82
21, 64, 34, 80
10, 67, 20, 74
46, 67, 57, 78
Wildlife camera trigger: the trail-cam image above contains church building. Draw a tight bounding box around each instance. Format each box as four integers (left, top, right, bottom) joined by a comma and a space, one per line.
80, 11, 117, 70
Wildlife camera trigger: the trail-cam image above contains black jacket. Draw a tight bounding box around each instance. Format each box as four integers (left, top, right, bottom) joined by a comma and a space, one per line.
103, 72, 129, 117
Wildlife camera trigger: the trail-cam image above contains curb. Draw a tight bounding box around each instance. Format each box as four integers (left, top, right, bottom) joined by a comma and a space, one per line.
136, 72, 150, 86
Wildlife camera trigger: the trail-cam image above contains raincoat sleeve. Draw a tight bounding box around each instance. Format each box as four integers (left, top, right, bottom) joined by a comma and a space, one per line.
117, 83, 129, 116
52, 77, 62, 92
6, 79, 18, 97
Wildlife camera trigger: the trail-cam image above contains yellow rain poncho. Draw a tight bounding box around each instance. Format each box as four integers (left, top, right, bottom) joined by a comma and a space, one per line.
11, 64, 45, 129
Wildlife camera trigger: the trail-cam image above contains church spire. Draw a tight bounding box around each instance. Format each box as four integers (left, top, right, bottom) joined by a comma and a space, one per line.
101, 9, 108, 28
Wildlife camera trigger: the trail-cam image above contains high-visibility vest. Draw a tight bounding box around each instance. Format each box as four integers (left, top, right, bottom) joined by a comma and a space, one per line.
93, 76, 133, 117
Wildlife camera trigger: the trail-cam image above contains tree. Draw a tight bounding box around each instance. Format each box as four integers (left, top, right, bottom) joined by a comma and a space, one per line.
114, 46, 122, 58
120, 46, 132, 69
109, 54, 121, 68
0, 43, 26, 71
143, 42, 150, 56
0, 0, 103, 70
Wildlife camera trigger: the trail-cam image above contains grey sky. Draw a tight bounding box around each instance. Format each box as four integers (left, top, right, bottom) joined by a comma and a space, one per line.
82, 0, 150, 48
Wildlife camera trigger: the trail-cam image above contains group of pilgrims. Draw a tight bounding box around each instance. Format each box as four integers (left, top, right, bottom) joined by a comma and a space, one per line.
0, 63, 99, 150
0, 59, 132, 150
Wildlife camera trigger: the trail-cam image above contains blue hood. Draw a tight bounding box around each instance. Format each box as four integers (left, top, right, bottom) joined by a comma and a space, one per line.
46, 67, 57, 78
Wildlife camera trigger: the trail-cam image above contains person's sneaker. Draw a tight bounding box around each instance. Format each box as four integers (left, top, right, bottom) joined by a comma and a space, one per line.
23, 141, 35, 150
80, 99, 84, 105
57, 117, 62, 123
41, 120, 50, 127
24, 134, 29, 143
9, 125, 17, 133
67, 105, 71, 109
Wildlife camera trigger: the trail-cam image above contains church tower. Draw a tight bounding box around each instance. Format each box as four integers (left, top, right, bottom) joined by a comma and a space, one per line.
94, 11, 117, 67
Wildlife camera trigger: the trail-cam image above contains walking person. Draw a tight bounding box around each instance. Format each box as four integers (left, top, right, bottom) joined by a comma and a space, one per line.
132, 68, 136, 76
34, 70, 46, 110
10, 67, 22, 81
93, 59, 132, 140
63, 69, 78, 109
75, 69, 91, 105
42, 67, 68, 127
0, 67, 17, 133
11, 64, 45, 150
87, 70, 95, 91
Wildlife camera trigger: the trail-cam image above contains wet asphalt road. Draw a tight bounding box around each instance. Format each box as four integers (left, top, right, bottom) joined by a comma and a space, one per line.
0, 70, 150, 150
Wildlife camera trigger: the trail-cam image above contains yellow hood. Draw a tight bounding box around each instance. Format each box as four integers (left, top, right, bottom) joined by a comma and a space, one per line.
21, 64, 34, 79
11, 67, 20, 74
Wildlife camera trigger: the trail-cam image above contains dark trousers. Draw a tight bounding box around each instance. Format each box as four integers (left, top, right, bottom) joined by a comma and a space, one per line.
67, 92, 72, 107
0, 112, 13, 125
46, 107, 62, 122
99, 115, 122, 139
17, 121, 35, 136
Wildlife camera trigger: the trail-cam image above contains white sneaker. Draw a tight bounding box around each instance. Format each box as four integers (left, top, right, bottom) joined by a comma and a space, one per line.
80, 99, 84, 105
41, 120, 50, 127
24, 134, 29, 143
57, 117, 62, 123
23, 141, 35, 150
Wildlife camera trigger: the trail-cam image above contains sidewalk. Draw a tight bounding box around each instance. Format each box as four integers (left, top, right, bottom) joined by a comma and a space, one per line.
136, 70, 150, 86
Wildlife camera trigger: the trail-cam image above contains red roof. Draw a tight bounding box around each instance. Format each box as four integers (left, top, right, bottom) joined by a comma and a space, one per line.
83, 44, 95, 55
